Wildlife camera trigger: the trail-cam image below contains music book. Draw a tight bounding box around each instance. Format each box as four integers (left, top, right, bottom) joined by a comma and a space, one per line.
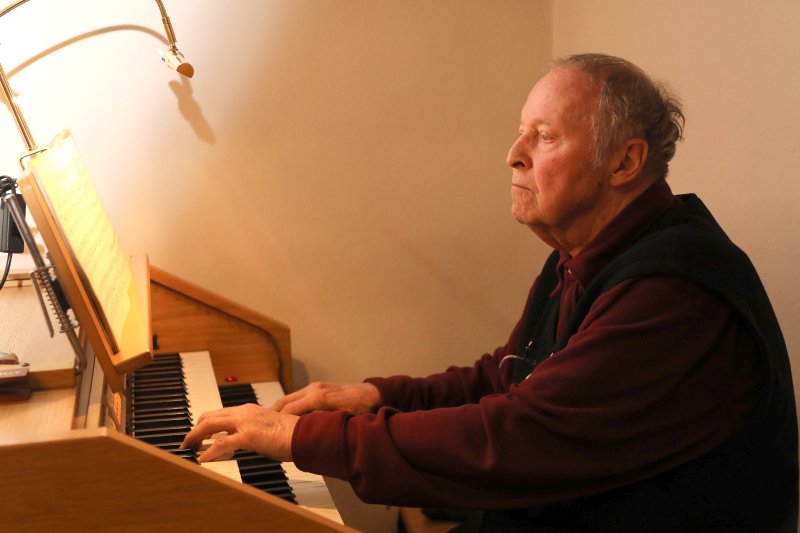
18, 130, 151, 391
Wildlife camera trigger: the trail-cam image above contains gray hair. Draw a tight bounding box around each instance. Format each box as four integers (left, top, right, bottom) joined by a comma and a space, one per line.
551, 54, 685, 180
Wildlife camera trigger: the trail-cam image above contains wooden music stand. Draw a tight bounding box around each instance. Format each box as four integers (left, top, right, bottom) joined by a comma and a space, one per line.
13, 133, 152, 392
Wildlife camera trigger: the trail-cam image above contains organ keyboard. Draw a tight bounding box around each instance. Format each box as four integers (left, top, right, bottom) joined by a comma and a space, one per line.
0, 268, 350, 531
127, 351, 342, 523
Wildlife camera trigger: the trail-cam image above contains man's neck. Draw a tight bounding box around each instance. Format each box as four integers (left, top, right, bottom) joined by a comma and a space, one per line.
537, 179, 658, 257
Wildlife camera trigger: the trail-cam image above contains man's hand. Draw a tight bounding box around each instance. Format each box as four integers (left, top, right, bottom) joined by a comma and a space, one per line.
180, 404, 298, 463
269, 382, 381, 415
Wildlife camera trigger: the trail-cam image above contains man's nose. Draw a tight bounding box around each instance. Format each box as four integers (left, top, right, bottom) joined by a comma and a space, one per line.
506, 135, 532, 169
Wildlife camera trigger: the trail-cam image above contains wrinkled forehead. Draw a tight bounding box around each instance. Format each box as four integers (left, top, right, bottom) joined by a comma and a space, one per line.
521, 66, 599, 125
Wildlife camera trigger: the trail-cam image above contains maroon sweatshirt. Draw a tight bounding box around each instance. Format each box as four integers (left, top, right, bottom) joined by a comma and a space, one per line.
291, 180, 761, 509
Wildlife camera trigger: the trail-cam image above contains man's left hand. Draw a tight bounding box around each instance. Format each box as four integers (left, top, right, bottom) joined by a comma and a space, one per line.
180, 403, 299, 463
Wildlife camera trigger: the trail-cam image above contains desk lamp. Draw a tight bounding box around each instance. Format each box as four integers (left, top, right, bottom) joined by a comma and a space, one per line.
0, 0, 193, 160
0, 0, 193, 373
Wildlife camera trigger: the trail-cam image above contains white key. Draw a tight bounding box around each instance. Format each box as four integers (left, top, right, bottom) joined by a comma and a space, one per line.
175, 361, 341, 524
201, 459, 242, 483
251, 381, 285, 407
179, 351, 241, 482
181, 351, 223, 418
252, 381, 342, 523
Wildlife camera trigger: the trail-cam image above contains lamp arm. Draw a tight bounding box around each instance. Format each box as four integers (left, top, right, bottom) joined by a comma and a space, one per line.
0, 0, 29, 19
154, 0, 177, 48
0, 1, 36, 153
0, 61, 35, 152
0, 0, 188, 157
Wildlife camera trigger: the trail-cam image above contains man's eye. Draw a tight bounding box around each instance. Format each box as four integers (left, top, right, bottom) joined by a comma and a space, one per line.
539, 132, 553, 142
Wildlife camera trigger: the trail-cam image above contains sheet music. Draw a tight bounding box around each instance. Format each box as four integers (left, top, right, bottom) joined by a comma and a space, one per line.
28, 131, 132, 350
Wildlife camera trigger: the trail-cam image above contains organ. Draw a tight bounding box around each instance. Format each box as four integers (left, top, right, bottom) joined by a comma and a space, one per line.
0, 267, 348, 531
0, 132, 349, 531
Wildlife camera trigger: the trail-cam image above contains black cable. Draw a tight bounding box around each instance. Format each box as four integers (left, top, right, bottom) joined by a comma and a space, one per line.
0, 175, 19, 291
0, 252, 12, 291
0, 175, 15, 195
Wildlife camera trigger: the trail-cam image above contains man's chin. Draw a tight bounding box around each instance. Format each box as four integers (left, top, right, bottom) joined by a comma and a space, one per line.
511, 207, 541, 227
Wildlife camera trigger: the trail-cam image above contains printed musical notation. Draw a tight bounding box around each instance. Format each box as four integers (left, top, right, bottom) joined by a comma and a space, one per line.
28, 131, 132, 351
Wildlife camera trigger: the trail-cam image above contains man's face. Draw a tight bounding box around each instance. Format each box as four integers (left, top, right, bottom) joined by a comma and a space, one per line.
506, 67, 609, 243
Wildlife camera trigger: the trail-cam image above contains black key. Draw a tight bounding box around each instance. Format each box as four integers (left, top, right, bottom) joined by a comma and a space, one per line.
130, 415, 192, 431
131, 388, 188, 401
130, 396, 189, 409
133, 363, 183, 374
248, 479, 296, 491
131, 424, 192, 437
130, 406, 191, 419
131, 377, 186, 389
137, 431, 188, 445
170, 448, 199, 464
237, 462, 286, 475
272, 490, 297, 503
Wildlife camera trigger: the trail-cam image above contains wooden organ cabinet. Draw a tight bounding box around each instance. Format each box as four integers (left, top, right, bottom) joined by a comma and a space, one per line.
0, 266, 350, 532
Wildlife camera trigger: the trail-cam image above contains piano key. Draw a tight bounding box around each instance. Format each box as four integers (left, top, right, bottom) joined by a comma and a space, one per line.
219, 383, 255, 395
180, 351, 224, 418
236, 464, 285, 475
132, 366, 182, 377
131, 424, 193, 438
130, 415, 192, 431
130, 371, 185, 382
249, 478, 298, 491
177, 353, 266, 490
132, 366, 184, 378
217, 385, 296, 504
127, 352, 341, 523
130, 406, 191, 419
270, 489, 298, 502
249, 382, 340, 514
131, 380, 187, 391
201, 458, 243, 483
220, 393, 259, 407
136, 354, 181, 367
237, 461, 286, 474
130, 397, 189, 410
170, 448, 200, 464
131, 387, 187, 399
145, 441, 188, 451
136, 431, 191, 445
219, 385, 259, 407
250, 381, 285, 406
283, 462, 343, 523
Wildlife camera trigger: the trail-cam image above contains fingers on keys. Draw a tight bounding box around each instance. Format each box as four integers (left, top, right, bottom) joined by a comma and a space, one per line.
181, 408, 231, 452
269, 387, 314, 414
197, 434, 239, 462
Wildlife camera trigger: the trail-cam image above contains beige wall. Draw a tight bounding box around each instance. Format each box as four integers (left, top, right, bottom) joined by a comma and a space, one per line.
552, 0, 800, 417
0, 1, 549, 391
3, 0, 797, 423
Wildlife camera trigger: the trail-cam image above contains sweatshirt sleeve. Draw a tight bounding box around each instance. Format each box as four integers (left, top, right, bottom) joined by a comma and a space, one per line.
291, 277, 761, 509
363, 351, 513, 412
361, 282, 536, 412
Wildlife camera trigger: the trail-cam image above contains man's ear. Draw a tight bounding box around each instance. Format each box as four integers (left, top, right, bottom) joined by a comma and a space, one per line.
608, 139, 648, 187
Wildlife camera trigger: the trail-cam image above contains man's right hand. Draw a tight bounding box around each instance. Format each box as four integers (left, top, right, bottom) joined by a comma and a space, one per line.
269, 382, 381, 415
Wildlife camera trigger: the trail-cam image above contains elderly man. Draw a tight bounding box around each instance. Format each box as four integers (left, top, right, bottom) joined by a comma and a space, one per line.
184, 54, 797, 531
